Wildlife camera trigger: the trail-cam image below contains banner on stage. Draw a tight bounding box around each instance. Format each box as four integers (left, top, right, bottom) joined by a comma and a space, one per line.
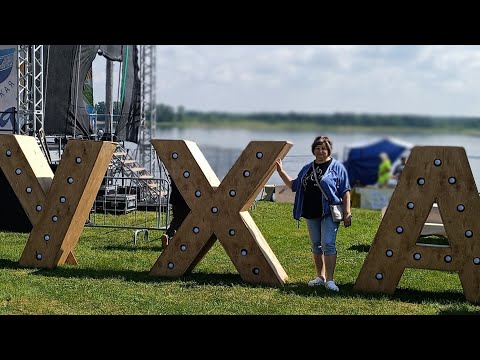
0, 45, 17, 133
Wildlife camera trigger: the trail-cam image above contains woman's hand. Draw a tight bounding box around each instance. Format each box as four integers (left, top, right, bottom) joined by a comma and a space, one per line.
276, 158, 293, 189
344, 213, 352, 228
276, 158, 283, 172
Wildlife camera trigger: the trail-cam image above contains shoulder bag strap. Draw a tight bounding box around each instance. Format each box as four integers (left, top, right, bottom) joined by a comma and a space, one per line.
312, 163, 330, 203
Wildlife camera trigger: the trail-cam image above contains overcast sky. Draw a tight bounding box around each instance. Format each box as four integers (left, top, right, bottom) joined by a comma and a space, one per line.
92, 45, 480, 117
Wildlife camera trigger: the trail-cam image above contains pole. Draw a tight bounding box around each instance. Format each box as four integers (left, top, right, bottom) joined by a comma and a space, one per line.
105, 59, 113, 139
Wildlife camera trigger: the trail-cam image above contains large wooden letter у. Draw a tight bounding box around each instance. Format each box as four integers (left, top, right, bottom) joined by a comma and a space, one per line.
355, 146, 480, 303
0, 135, 116, 269
150, 140, 292, 286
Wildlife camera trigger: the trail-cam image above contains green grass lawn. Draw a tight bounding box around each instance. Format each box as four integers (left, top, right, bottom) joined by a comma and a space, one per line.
0, 202, 478, 315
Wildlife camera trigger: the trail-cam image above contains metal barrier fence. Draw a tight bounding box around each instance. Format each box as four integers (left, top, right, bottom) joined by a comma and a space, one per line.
85, 175, 171, 245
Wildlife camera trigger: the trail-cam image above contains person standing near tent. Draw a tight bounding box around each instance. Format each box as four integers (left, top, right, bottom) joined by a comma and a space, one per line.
392, 155, 407, 182
377, 152, 391, 187
276, 135, 352, 292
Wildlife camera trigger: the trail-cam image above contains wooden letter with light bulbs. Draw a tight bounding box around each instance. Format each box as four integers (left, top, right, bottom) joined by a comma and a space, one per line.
355, 146, 480, 303
149, 139, 292, 286
0, 134, 116, 268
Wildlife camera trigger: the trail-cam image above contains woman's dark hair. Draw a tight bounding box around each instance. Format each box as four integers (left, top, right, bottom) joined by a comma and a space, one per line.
311, 136, 333, 156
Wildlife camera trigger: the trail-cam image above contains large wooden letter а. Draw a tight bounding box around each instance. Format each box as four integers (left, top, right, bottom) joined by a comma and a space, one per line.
150, 140, 292, 286
355, 146, 480, 303
0, 135, 116, 268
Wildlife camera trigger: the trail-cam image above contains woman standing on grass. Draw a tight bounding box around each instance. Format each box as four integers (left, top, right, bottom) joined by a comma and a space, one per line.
276, 135, 352, 291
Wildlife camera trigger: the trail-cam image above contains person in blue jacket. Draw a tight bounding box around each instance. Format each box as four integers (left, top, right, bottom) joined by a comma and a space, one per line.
276, 135, 352, 291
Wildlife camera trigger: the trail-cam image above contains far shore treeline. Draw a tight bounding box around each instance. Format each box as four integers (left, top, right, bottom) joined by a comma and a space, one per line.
94, 101, 480, 134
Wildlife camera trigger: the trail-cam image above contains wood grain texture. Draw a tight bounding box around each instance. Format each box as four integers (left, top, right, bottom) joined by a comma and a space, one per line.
149, 139, 292, 286
355, 146, 480, 303
0, 137, 117, 268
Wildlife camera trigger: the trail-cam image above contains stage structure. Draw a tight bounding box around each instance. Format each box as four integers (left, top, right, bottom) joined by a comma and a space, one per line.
355, 146, 480, 303
0, 45, 164, 234
149, 140, 292, 286
10, 45, 149, 160
41, 45, 141, 144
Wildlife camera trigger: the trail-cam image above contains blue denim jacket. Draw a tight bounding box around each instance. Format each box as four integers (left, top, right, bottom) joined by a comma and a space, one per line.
291, 158, 351, 221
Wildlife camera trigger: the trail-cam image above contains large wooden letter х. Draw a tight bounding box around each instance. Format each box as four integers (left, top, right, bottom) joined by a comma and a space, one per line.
150, 140, 292, 286
0, 135, 116, 269
355, 146, 480, 303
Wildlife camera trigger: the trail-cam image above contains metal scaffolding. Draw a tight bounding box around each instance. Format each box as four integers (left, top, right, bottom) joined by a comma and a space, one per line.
17, 45, 44, 136
139, 45, 157, 174
14, 44, 159, 171
16, 45, 51, 163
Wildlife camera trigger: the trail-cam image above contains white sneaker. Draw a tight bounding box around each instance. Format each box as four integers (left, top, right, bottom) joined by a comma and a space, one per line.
325, 280, 339, 291
308, 277, 325, 287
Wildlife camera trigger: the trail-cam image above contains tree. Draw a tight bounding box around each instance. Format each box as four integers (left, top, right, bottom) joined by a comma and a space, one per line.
177, 105, 185, 122
94, 101, 122, 126
157, 103, 175, 122
95, 101, 107, 122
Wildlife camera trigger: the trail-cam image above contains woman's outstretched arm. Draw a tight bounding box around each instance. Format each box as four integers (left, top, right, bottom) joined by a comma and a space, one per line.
276, 158, 293, 189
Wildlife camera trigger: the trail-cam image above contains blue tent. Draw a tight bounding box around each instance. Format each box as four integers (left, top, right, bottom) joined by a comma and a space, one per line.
343, 137, 412, 186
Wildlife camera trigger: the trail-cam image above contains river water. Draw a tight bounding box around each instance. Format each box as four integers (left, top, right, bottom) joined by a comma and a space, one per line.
155, 127, 480, 187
